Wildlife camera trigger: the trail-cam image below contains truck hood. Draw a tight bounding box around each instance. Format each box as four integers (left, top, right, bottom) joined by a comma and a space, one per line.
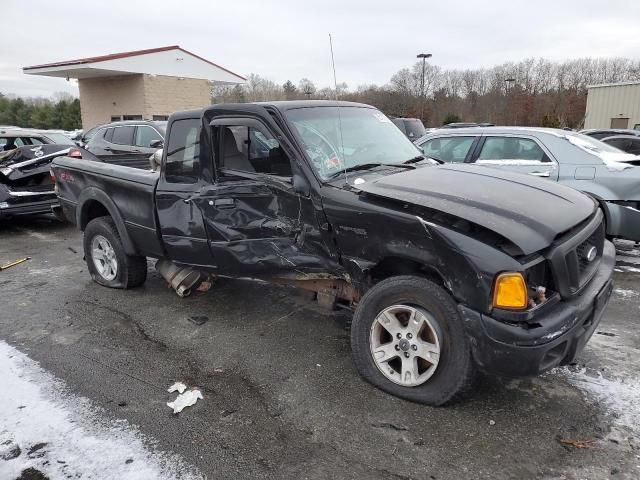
356, 164, 596, 255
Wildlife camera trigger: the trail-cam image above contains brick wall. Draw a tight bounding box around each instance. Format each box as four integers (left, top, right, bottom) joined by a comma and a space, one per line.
78, 75, 145, 129
78, 74, 212, 129
142, 75, 211, 119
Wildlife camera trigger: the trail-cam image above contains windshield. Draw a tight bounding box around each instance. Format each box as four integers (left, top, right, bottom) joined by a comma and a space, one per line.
285, 106, 422, 180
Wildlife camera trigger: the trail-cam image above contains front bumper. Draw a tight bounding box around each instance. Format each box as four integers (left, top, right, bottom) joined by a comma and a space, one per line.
459, 240, 615, 377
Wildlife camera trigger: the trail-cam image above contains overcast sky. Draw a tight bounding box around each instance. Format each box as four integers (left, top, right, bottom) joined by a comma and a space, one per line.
2, 0, 639, 98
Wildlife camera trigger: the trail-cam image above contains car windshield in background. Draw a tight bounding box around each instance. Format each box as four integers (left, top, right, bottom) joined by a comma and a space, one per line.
285, 106, 422, 180
44, 133, 76, 145
155, 122, 168, 135
404, 119, 426, 139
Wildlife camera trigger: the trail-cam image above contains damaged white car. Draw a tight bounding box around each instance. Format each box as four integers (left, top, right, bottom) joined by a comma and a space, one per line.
415, 127, 640, 242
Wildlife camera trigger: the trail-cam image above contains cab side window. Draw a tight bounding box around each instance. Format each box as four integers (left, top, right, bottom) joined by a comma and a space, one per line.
478, 137, 548, 162
217, 125, 292, 177
420, 136, 474, 163
164, 119, 200, 184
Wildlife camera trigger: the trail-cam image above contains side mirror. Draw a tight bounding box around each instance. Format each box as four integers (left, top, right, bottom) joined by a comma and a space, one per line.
292, 173, 310, 196
150, 139, 164, 149
149, 148, 163, 171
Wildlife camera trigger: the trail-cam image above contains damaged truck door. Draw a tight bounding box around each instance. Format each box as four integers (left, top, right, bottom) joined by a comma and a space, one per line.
196, 115, 329, 274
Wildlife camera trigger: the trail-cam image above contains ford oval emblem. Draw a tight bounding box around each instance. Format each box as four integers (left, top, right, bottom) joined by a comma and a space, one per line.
585, 246, 597, 263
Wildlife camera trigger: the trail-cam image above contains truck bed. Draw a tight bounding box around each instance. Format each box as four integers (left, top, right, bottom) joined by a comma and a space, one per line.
51, 156, 164, 258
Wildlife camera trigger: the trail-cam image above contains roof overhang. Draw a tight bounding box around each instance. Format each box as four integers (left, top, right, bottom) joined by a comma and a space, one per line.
23, 46, 245, 84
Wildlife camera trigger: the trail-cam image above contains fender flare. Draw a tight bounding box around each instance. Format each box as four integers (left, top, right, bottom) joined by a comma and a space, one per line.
76, 187, 138, 255
582, 191, 613, 235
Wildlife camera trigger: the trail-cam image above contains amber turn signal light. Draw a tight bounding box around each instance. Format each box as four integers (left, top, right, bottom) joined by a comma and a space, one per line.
492, 272, 528, 310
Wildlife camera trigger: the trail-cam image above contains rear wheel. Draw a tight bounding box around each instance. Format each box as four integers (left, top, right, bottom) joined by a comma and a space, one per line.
350, 275, 475, 405
83, 216, 147, 289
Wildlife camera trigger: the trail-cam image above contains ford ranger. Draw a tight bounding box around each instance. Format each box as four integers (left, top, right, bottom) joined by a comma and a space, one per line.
51, 101, 615, 405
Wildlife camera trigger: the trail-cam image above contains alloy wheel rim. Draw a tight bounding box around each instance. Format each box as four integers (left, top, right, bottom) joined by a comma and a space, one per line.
369, 304, 441, 387
91, 235, 118, 281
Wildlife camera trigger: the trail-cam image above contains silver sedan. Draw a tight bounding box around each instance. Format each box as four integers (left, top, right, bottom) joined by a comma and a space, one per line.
414, 127, 640, 242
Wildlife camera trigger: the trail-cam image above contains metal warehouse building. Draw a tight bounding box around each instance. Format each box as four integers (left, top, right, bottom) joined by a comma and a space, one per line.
23, 46, 245, 130
584, 80, 640, 130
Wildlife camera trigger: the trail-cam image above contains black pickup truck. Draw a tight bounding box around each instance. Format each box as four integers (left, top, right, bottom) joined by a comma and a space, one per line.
51, 101, 615, 405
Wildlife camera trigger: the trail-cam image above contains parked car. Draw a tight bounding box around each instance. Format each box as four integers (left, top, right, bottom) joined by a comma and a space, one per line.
580, 128, 640, 140
52, 101, 614, 406
0, 144, 89, 220
391, 118, 426, 140
414, 127, 640, 242
73, 125, 102, 148
85, 120, 166, 156
0, 129, 77, 151
601, 135, 640, 155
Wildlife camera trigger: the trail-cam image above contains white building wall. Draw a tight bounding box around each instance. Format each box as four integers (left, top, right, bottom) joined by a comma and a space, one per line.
584, 82, 640, 130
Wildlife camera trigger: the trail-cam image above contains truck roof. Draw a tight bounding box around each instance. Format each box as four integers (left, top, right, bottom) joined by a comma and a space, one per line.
170, 101, 377, 123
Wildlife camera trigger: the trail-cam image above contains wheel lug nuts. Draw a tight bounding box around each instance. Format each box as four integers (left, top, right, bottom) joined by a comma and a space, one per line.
407, 333, 413, 339
395, 345, 400, 351
404, 352, 410, 358
396, 333, 402, 339
412, 345, 417, 351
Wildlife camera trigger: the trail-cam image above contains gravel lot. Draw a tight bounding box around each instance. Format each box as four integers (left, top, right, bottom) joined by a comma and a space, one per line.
1, 215, 639, 480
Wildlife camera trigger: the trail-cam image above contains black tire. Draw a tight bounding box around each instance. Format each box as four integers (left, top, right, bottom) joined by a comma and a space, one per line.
351, 275, 475, 406
83, 216, 147, 289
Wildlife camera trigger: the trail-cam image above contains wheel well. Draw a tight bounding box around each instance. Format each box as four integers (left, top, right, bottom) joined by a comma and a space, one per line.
80, 200, 110, 230
369, 257, 446, 288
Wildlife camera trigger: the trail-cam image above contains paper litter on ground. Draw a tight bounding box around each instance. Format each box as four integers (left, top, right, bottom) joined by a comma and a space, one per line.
167, 389, 203, 414
167, 382, 187, 394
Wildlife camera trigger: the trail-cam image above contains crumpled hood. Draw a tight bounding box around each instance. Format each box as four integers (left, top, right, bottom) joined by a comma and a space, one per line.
356, 164, 596, 255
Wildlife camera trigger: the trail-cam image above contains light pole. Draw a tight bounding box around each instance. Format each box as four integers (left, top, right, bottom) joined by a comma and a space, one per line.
504, 77, 515, 125
417, 53, 432, 123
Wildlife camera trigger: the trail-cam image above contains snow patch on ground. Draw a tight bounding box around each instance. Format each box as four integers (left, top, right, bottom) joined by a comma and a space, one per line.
613, 288, 639, 298
558, 367, 640, 438
0, 341, 202, 480
615, 265, 640, 273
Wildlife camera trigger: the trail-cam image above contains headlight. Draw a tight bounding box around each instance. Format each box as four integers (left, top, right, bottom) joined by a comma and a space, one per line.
492, 272, 528, 310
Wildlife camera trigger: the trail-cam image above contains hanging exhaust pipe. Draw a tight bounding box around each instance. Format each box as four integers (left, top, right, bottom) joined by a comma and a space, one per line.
155, 259, 212, 297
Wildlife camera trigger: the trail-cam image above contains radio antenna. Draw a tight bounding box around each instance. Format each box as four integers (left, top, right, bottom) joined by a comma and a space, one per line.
329, 34, 339, 100
329, 34, 347, 184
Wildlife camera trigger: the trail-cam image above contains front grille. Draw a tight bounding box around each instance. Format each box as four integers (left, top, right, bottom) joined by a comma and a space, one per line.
548, 210, 605, 298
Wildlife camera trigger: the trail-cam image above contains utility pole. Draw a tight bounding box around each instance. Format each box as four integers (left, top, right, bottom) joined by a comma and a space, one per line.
417, 53, 433, 123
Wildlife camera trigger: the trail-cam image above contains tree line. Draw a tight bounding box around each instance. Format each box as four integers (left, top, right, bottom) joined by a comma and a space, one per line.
212, 57, 640, 128
0, 93, 81, 131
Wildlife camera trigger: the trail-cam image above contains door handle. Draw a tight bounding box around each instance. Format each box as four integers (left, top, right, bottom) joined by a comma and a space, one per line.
530, 171, 551, 177
211, 198, 235, 208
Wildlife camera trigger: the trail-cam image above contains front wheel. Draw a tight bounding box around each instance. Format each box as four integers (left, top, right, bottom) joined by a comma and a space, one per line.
83, 216, 147, 289
350, 276, 475, 406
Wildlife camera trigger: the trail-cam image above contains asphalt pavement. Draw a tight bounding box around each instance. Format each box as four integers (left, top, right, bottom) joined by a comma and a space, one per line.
0, 215, 639, 480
